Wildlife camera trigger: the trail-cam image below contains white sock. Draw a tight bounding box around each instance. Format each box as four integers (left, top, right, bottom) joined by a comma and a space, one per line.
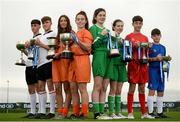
39, 91, 47, 114
147, 96, 154, 113
30, 93, 36, 114
38, 93, 41, 113
49, 90, 56, 114
157, 96, 163, 113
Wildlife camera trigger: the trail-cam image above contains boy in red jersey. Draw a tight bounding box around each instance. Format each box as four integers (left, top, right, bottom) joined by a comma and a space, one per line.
125, 15, 154, 119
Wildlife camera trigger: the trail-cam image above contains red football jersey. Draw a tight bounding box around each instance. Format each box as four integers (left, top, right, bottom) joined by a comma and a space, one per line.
125, 32, 149, 84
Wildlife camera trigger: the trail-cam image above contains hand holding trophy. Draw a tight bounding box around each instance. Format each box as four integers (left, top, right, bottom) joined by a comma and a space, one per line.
138, 42, 150, 64
15, 41, 26, 66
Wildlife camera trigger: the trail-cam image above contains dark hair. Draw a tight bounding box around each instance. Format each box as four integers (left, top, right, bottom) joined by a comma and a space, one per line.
132, 15, 143, 23
92, 8, 106, 24
41, 16, 51, 24
112, 19, 123, 31
76, 11, 89, 29
151, 28, 161, 36
31, 19, 41, 25
57, 15, 72, 40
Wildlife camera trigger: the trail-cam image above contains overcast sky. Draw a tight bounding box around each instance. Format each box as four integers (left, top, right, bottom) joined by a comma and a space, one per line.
0, 0, 180, 102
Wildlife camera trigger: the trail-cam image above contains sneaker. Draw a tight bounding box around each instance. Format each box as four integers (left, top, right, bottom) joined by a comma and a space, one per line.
127, 113, 135, 119
35, 113, 46, 119
97, 113, 112, 120
79, 114, 87, 120
149, 112, 160, 118
22, 113, 35, 118
109, 113, 120, 119
46, 113, 55, 119
69, 114, 79, 120
116, 113, 127, 119
157, 113, 168, 118
141, 113, 155, 119
53, 114, 64, 120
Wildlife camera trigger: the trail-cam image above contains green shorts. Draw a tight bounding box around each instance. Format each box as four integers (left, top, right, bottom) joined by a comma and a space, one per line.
105, 60, 127, 82
92, 51, 109, 77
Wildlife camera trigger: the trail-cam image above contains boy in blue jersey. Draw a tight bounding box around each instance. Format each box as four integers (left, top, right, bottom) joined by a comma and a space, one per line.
147, 28, 171, 118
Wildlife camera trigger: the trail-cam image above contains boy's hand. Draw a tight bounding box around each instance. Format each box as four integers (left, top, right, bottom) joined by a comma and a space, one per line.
134, 41, 140, 48
163, 55, 172, 61
35, 38, 42, 46
25, 41, 30, 48
156, 54, 163, 61
148, 42, 153, 48
101, 29, 108, 36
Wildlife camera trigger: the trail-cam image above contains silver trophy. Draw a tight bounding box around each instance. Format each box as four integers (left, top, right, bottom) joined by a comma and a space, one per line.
46, 37, 57, 60
15, 41, 26, 66
123, 40, 132, 62
138, 42, 149, 64
59, 33, 74, 59
27, 39, 36, 60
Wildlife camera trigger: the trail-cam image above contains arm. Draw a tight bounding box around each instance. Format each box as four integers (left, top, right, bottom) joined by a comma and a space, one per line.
35, 38, 50, 50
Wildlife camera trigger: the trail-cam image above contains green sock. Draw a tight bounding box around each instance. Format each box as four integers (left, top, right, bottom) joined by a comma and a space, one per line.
99, 103, 105, 114
115, 95, 121, 114
108, 95, 115, 115
93, 102, 100, 114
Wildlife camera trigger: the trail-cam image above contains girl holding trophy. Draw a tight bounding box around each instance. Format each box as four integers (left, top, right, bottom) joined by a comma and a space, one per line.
52, 15, 72, 118
68, 11, 93, 119
89, 8, 111, 120
105, 19, 127, 119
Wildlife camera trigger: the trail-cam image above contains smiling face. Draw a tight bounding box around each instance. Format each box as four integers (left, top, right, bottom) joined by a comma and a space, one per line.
95, 11, 106, 25
42, 20, 51, 32
151, 34, 161, 43
31, 24, 40, 34
113, 21, 124, 35
59, 17, 68, 29
132, 21, 143, 32
76, 14, 87, 29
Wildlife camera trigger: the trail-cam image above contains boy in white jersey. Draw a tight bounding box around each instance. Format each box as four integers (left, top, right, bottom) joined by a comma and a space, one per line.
23, 19, 41, 119
35, 16, 56, 119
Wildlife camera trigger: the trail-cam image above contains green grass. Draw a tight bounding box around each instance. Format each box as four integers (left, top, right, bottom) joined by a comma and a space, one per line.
0, 112, 180, 121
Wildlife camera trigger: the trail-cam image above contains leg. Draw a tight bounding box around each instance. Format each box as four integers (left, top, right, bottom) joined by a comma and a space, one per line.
28, 84, 36, 115
157, 91, 164, 114
47, 79, 55, 114
147, 90, 155, 114
115, 82, 123, 114
108, 81, 117, 115
92, 76, 103, 116
127, 83, 136, 114
138, 83, 146, 114
78, 83, 89, 117
38, 80, 47, 114
99, 78, 109, 114
63, 82, 72, 117
54, 82, 63, 115
70, 82, 80, 116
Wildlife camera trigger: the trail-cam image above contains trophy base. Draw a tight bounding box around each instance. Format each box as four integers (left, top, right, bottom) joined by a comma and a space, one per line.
28, 57, 34, 60
123, 57, 132, 62
46, 55, 55, 60
60, 52, 73, 59
140, 59, 148, 64
109, 49, 120, 58
15, 62, 26, 66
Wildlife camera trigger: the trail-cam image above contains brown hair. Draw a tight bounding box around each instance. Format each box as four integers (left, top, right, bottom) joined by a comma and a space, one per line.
41, 16, 51, 24
112, 19, 123, 31
57, 15, 72, 40
76, 11, 89, 29
92, 8, 106, 24
132, 15, 143, 23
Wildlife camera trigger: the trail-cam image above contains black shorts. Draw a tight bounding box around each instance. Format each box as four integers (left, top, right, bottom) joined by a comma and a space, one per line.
25, 66, 38, 85
37, 62, 52, 81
